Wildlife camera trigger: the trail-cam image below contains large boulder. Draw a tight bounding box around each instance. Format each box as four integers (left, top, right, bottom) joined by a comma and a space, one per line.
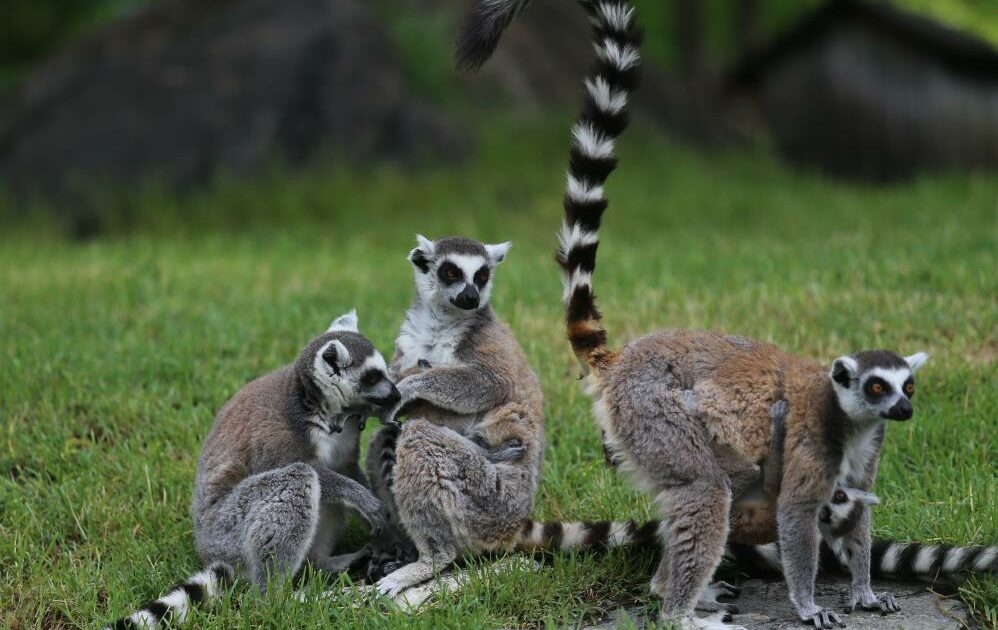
0, 0, 467, 198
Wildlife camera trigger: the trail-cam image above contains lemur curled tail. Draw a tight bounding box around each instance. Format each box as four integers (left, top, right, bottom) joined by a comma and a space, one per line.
453, 2, 988, 629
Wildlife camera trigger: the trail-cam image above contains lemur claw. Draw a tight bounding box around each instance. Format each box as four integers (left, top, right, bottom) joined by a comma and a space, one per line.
803, 607, 845, 629
848, 592, 899, 615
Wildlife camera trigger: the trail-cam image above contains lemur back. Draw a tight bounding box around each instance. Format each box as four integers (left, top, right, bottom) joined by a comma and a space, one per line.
365, 235, 545, 596
106, 312, 398, 629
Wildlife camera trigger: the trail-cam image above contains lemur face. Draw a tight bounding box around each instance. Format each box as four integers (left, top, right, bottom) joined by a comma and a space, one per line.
818, 486, 880, 539
829, 350, 928, 422
408, 234, 510, 313
300, 310, 400, 413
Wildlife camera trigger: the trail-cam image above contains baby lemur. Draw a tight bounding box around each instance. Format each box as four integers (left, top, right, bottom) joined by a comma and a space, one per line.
458, 2, 934, 629
107, 311, 398, 629
365, 235, 545, 597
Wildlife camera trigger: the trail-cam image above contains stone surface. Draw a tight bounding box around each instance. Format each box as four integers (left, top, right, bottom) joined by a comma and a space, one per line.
0, 0, 467, 200
583, 579, 967, 630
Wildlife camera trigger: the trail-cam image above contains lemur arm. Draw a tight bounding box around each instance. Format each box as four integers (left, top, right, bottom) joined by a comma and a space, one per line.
778, 446, 845, 628
391, 364, 508, 420
312, 465, 385, 534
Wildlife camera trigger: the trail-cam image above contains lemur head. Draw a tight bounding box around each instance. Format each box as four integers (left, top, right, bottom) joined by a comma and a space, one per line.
295, 309, 400, 417
829, 350, 928, 422
818, 487, 880, 539
408, 234, 511, 314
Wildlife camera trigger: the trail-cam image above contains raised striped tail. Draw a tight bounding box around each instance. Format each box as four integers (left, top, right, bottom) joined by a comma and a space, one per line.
454, 0, 641, 375
106, 562, 233, 629
555, 0, 641, 374
511, 518, 659, 552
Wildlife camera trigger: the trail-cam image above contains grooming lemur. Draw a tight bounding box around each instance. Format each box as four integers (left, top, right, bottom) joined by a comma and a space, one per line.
457, 2, 942, 629
106, 311, 399, 629
364, 235, 545, 597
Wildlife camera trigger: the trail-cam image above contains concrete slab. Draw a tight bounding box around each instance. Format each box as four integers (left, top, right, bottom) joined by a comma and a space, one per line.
584, 579, 967, 630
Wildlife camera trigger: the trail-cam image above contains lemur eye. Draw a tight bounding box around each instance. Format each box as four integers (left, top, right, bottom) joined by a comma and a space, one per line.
359, 370, 380, 388
904, 381, 915, 397
865, 380, 885, 396
832, 490, 848, 504
437, 262, 461, 284
474, 266, 490, 287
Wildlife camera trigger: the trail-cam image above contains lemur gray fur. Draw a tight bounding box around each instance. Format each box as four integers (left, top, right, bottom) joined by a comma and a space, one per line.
455, 2, 946, 628
364, 235, 545, 597
106, 311, 399, 629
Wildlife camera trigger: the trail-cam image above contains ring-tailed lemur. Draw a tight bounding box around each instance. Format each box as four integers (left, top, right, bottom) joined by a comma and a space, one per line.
106, 311, 399, 629
454, 3, 959, 629
364, 235, 545, 597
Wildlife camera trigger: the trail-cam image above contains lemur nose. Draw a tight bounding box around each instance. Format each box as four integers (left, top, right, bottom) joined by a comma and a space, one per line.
452, 285, 480, 310
886, 399, 913, 421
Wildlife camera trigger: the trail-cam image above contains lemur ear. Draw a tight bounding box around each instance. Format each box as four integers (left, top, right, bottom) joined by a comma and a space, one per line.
409, 234, 435, 273
485, 241, 512, 265
830, 356, 858, 387
853, 489, 880, 506
905, 352, 929, 373
321, 339, 352, 373
327, 309, 359, 333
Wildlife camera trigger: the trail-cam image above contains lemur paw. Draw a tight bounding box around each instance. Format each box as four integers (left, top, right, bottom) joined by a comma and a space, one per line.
486, 438, 527, 463
696, 581, 742, 614
800, 607, 845, 629
846, 591, 899, 615
376, 573, 413, 598
672, 611, 747, 630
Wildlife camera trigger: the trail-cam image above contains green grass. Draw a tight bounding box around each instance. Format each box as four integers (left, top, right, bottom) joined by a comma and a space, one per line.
1, 119, 995, 629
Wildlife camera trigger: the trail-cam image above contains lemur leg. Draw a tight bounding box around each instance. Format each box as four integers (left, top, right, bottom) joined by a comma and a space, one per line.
617, 388, 744, 629
654, 476, 734, 626
232, 463, 322, 592
839, 506, 899, 615
378, 419, 526, 597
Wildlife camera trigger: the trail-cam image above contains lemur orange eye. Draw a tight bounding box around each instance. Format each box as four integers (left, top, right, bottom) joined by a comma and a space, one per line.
833, 490, 847, 503
904, 382, 914, 396
437, 262, 462, 284
870, 383, 883, 394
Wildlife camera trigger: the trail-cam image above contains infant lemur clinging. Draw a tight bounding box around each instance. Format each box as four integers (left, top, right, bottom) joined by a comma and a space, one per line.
365, 235, 545, 596
457, 2, 935, 629
106, 311, 397, 629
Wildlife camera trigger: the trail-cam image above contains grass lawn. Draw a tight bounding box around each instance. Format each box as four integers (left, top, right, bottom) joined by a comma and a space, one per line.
1, 120, 995, 629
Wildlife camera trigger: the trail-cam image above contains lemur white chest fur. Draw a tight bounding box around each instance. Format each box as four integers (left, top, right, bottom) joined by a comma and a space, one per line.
309, 418, 360, 471
838, 420, 884, 487
395, 303, 474, 372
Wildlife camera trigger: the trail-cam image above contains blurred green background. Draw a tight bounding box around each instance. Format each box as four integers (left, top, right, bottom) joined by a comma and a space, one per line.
1, 0, 995, 628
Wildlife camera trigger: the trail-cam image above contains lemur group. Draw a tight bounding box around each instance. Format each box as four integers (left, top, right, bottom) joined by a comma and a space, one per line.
107, 1, 995, 629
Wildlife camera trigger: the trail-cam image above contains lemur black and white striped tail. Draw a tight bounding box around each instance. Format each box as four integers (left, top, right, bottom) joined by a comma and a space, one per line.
509, 518, 660, 553
106, 562, 233, 629
555, 0, 641, 374
455, 0, 641, 375
509, 519, 997, 581
727, 540, 997, 581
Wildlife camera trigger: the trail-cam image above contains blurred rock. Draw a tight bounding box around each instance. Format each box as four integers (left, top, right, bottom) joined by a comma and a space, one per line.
0, 0, 468, 199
